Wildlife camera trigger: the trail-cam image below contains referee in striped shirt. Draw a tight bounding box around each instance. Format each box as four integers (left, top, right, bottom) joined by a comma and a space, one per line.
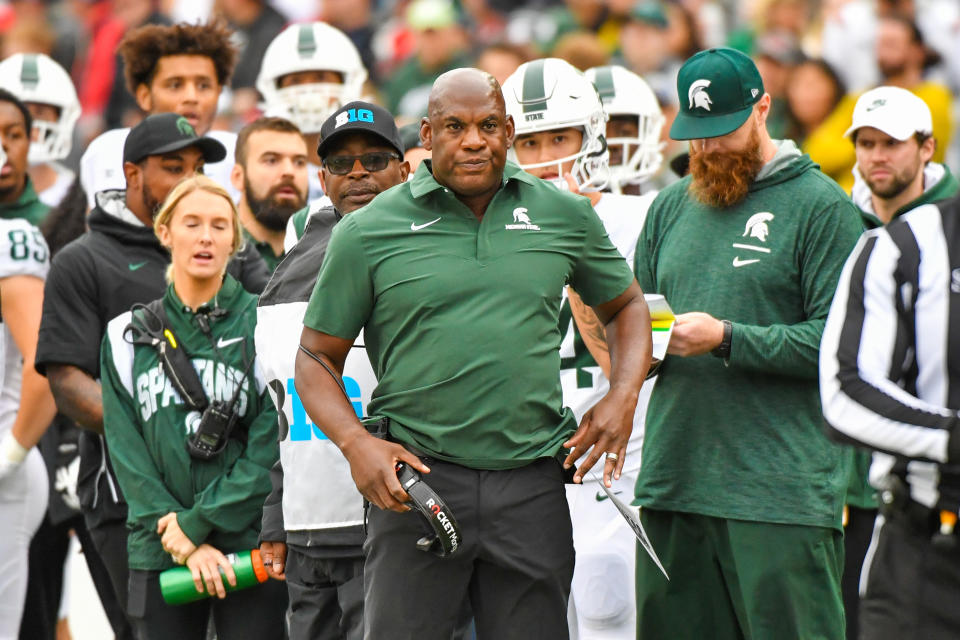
820, 189, 960, 639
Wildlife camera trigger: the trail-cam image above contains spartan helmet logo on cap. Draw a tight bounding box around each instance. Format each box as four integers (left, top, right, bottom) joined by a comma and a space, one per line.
176, 117, 196, 137
688, 79, 713, 111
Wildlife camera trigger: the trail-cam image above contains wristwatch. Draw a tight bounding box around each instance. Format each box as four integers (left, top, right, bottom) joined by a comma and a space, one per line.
711, 319, 732, 360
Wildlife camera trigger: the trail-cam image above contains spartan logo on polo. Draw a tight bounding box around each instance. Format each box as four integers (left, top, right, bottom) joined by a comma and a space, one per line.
688, 79, 713, 111
135, 359, 250, 423
176, 117, 196, 137
505, 206, 541, 231
335, 107, 374, 129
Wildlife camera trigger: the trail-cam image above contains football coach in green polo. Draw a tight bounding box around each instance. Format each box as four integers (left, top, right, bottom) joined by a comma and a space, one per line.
293, 67, 652, 638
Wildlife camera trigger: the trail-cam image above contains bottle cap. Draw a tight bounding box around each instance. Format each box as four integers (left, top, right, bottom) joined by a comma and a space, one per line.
249, 548, 269, 583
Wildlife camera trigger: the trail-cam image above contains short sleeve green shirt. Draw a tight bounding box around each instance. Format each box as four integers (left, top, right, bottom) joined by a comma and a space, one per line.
303, 161, 634, 469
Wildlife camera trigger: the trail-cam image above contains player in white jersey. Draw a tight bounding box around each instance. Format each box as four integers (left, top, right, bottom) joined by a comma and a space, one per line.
503, 58, 663, 640
258, 22, 369, 203
0, 218, 57, 637
0, 53, 80, 208
79, 21, 241, 208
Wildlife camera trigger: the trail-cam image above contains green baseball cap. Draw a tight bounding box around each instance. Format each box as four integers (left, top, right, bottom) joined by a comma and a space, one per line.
670, 47, 765, 140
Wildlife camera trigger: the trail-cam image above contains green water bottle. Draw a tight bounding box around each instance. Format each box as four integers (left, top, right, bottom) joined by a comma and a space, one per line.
159, 549, 268, 605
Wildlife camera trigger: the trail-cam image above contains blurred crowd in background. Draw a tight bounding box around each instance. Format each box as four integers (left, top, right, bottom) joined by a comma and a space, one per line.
1, 0, 958, 194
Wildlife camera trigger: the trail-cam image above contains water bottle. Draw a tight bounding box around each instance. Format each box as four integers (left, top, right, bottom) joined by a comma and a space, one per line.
159, 549, 268, 605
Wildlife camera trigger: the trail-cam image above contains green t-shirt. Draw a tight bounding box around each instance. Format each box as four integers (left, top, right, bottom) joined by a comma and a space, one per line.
242, 227, 283, 272
303, 161, 634, 469
633, 149, 863, 531
0, 178, 50, 227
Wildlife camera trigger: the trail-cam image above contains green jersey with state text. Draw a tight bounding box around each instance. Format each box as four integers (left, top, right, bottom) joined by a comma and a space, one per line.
634, 142, 863, 530
303, 161, 634, 469
100, 276, 278, 570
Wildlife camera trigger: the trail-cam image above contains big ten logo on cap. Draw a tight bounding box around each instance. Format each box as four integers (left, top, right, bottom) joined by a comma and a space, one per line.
286, 376, 364, 441
335, 108, 375, 129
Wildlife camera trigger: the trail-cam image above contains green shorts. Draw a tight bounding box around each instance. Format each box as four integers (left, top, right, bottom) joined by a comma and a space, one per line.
636, 509, 845, 640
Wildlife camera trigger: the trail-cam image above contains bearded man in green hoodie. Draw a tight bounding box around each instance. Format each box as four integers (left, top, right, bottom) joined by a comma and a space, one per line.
632, 48, 863, 639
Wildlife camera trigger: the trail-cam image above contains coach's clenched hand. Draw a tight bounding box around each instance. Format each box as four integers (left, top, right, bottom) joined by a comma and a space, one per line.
340, 431, 431, 513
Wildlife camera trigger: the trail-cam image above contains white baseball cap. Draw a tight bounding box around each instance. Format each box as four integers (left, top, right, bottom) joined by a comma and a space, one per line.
844, 86, 933, 140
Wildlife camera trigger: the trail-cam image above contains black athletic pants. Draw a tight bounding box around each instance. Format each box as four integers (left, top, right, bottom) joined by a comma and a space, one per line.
860, 511, 960, 639
842, 506, 877, 640
285, 550, 364, 640
363, 455, 574, 640
19, 514, 134, 640
86, 516, 137, 630
127, 568, 287, 640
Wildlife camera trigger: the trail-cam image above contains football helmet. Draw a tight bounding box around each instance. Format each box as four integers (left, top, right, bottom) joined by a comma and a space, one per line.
502, 58, 609, 192
0, 53, 80, 164
257, 22, 368, 134
585, 65, 664, 192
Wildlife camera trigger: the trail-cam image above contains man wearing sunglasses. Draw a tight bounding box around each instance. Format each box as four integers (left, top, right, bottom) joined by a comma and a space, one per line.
255, 101, 409, 640
282, 114, 406, 252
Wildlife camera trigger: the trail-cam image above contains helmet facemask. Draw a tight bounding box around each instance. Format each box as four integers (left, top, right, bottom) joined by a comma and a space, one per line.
28, 115, 71, 165
257, 23, 368, 136
607, 111, 665, 193
270, 82, 351, 134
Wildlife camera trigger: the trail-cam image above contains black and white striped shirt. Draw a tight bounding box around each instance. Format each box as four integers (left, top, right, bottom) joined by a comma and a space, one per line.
820, 195, 960, 510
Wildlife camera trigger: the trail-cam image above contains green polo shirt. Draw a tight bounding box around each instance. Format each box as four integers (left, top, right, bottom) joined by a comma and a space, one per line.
242, 227, 283, 272
303, 161, 634, 469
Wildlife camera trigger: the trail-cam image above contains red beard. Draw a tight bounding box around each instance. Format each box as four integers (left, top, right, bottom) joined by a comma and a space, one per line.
689, 125, 764, 208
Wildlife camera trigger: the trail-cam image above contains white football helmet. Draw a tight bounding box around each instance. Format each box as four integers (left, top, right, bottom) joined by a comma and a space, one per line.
585, 65, 664, 192
0, 53, 80, 164
257, 22, 368, 134
502, 58, 609, 192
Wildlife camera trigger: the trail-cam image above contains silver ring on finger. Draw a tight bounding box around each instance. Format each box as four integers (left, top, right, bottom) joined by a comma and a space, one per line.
605, 452, 619, 461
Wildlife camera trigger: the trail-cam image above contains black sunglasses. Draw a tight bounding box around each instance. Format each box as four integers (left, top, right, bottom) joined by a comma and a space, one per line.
323, 151, 400, 175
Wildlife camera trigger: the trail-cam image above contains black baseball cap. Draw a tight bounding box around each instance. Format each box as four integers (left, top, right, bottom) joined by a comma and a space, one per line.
123, 113, 227, 165
317, 101, 404, 159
